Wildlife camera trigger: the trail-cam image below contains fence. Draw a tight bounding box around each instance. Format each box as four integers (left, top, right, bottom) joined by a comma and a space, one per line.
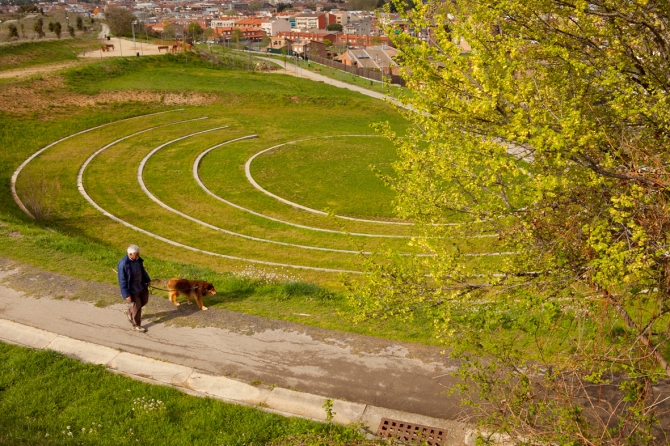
308, 55, 406, 87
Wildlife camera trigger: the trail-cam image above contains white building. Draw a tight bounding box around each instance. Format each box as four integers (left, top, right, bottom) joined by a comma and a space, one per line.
294, 13, 321, 31
260, 18, 291, 36
211, 18, 237, 28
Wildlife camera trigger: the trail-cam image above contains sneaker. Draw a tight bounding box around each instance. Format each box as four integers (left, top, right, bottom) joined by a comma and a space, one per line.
133, 325, 146, 333
123, 309, 132, 324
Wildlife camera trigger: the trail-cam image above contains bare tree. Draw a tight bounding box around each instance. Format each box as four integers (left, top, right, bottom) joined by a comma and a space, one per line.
104, 6, 135, 37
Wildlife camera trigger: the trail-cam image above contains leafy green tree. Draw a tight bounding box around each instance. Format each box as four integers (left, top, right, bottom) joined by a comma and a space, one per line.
18, 4, 38, 13
231, 28, 243, 49
276, 3, 292, 13
76, 16, 83, 31
326, 23, 342, 32
248, 1, 263, 12
104, 5, 135, 37
359, 0, 670, 443
346, 0, 378, 11
322, 38, 331, 47
68, 25, 75, 38
187, 22, 203, 41
202, 27, 214, 42
163, 24, 176, 41
7, 23, 19, 40
33, 17, 44, 38
53, 21, 61, 39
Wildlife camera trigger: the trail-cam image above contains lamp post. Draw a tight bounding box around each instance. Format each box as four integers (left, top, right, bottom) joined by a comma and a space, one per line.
132, 20, 137, 50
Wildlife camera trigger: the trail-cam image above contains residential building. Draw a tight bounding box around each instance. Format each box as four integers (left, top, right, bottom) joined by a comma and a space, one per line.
276, 30, 338, 44
294, 12, 335, 30
332, 11, 348, 26
339, 46, 398, 74
211, 18, 237, 28
214, 26, 266, 40
260, 18, 291, 36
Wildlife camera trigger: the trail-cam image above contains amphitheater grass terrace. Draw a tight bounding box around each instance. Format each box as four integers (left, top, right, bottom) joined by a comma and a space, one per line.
2, 52, 507, 344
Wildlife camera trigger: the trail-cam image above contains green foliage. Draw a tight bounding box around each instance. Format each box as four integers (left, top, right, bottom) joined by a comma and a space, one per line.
346, 0, 379, 11
231, 28, 243, 48
7, 23, 19, 39
18, 4, 39, 13
0, 342, 366, 445
53, 21, 62, 39
355, 0, 670, 443
33, 17, 44, 38
326, 24, 343, 32
187, 22, 203, 39
248, 1, 264, 12
276, 3, 292, 13
322, 399, 336, 423
76, 16, 83, 31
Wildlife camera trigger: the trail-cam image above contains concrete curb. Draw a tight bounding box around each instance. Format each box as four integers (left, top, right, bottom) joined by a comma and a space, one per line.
0, 318, 476, 444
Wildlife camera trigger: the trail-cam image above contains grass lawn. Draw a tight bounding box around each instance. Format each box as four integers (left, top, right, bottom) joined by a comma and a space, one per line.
0, 38, 98, 72
252, 136, 398, 220
0, 342, 370, 445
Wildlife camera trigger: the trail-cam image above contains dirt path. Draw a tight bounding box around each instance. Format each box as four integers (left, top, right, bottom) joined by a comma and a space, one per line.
83, 36, 173, 59
0, 257, 466, 421
0, 60, 92, 79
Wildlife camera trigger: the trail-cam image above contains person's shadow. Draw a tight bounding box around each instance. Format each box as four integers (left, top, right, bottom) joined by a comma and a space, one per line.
142, 303, 202, 328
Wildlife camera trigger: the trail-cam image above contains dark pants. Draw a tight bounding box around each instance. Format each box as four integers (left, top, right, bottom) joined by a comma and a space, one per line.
128, 288, 149, 326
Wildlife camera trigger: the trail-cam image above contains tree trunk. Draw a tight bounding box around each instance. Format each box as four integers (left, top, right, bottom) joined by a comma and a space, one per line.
606, 291, 670, 378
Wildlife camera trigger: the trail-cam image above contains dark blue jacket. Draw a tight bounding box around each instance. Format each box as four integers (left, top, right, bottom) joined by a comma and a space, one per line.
117, 255, 151, 298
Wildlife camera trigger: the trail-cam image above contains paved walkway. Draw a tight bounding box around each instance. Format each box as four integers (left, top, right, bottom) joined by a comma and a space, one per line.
0, 268, 476, 443
256, 55, 390, 102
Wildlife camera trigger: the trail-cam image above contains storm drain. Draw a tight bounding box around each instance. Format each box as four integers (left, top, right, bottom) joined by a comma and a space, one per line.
376, 418, 447, 445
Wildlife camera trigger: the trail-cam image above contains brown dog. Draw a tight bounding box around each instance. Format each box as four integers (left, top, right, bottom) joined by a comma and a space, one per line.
167, 278, 216, 311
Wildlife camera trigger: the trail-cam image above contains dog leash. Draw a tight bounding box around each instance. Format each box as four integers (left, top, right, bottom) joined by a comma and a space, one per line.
113, 269, 201, 293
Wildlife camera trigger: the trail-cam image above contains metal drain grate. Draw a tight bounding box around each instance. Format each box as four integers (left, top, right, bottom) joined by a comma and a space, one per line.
376, 418, 447, 445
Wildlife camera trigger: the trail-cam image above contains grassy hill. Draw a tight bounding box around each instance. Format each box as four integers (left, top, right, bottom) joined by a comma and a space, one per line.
1, 44, 462, 345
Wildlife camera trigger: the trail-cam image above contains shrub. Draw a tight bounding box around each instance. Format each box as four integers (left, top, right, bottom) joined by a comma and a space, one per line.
7, 24, 19, 40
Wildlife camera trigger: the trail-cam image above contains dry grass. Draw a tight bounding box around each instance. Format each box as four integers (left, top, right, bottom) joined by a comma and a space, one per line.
0, 75, 216, 116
